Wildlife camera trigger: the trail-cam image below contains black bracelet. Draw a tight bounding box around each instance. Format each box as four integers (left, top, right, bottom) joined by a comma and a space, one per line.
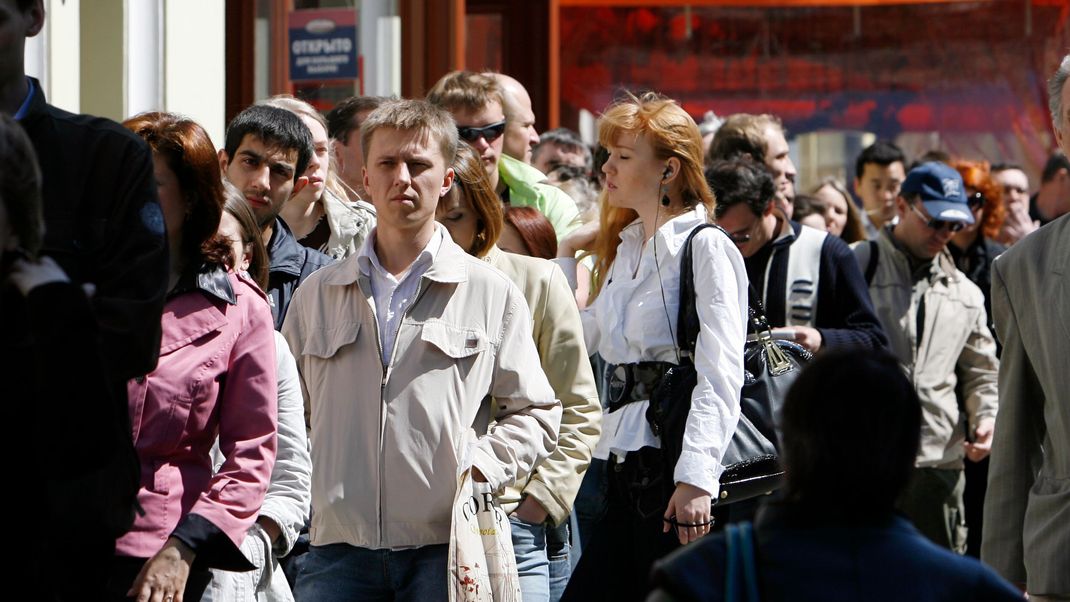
663, 515, 714, 528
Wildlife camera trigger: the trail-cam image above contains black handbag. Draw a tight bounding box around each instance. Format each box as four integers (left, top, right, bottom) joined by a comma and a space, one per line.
646, 224, 811, 507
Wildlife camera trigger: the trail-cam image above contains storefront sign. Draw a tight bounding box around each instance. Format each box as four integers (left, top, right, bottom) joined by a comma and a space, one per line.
289, 9, 358, 82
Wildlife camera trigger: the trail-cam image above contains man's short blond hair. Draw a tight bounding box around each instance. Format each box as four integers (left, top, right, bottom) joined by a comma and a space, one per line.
426, 71, 504, 115
707, 113, 783, 165
360, 99, 459, 166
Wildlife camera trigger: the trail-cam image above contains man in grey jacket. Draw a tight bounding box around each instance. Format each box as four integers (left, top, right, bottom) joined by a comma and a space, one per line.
853, 162, 999, 553
981, 54, 1070, 600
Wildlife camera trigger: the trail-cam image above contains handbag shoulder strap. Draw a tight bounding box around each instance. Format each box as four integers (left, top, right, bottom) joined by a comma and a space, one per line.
678, 224, 777, 356
677, 223, 726, 361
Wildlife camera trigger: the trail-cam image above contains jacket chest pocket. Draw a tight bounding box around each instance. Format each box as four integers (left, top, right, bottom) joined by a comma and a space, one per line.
137, 313, 230, 452
300, 321, 362, 360
417, 321, 490, 381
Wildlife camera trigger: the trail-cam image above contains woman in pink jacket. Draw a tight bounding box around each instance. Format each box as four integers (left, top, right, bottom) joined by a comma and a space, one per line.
111, 112, 278, 602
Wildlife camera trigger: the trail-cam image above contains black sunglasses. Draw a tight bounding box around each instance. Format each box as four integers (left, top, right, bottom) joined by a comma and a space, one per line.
457, 120, 507, 143
967, 192, 987, 211
909, 203, 966, 233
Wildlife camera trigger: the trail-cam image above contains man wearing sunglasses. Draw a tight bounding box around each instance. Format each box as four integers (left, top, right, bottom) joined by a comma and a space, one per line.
427, 71, 581, 240
854, 161, 999, 555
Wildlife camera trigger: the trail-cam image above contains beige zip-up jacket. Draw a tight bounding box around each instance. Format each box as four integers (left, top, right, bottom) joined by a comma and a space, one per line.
282, 234, 561, 550
853, 228, 999, 469
484, 247, 602, 526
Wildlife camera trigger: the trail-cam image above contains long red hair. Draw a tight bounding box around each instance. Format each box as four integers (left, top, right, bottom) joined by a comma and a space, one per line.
589, 92, 714, 299
124, 112, 230, 268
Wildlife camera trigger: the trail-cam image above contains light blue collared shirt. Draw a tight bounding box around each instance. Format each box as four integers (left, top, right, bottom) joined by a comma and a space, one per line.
356, 224, 444, 365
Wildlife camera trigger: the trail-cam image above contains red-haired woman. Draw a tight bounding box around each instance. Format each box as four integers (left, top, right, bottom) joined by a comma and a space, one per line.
949, 160, 1006, 339
557, 93, 748, 600
949, 160, 1006, 561
113, 112, 277, 602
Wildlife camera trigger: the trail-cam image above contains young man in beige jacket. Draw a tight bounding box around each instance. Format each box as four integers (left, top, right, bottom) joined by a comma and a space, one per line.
283, 99, 561, 601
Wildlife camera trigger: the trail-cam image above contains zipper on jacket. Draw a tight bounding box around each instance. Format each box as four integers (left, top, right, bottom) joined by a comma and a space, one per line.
374, 277, 432, 548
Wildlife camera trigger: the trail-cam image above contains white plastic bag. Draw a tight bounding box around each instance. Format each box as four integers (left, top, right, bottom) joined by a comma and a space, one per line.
448, 468, 523, 602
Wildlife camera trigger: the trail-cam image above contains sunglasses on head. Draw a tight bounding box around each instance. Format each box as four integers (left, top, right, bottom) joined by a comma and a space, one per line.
457, 120, 507, 143
909, 202, 966, 233
967, 192, 987, 211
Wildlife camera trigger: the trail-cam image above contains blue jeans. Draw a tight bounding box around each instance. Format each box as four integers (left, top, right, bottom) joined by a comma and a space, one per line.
511, 516, 574, 602
546, 520, 572, 601
293, 543, 448, 602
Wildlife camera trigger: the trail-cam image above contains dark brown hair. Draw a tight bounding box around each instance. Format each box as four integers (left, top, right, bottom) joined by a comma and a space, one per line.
441, 144, 503, 258
222, 181, 269, 291
123, 112, 230, 269
503, 206, 557, 260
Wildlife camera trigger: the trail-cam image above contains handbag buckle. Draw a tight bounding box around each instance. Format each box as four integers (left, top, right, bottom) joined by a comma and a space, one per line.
756, 330, 793, 376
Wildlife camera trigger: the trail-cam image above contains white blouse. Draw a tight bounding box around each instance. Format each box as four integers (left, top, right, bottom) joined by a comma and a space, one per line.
581, 205, 748, 497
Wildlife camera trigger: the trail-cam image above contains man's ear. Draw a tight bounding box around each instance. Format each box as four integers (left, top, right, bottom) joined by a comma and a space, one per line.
25, 1, 45, 38
440, 167, 456, 197
332, 139, 345, 172
291, 175, 309, 197
853, 177, 863, 198
763, 199, 777, 216
218, 149, 230, 173
894, 195, 910, 218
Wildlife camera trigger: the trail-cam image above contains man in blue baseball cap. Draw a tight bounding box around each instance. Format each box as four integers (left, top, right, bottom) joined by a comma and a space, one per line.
851, 161, 999, 554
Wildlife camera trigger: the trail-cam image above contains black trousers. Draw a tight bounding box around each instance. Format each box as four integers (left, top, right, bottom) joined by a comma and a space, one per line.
562, 452, 684, 602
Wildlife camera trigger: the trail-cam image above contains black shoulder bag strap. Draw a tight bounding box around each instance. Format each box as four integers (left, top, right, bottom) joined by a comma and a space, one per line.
676, 223, 726, 361
677, 223, 778, 354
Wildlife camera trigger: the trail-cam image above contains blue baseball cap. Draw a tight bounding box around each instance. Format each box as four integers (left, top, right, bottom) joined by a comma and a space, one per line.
900, 162, 975, 224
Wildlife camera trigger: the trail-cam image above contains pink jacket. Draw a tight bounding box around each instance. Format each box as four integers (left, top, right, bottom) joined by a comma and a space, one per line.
115, 271, 278, 562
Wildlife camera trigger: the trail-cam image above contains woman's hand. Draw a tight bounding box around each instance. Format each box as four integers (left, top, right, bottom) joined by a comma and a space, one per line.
127, 537, 196, 602
663, 482, 712, 545
557, 220, 600, 257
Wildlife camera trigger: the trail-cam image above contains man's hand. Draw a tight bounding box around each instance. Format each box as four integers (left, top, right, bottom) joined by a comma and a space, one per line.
965, 417, 996, 462
771, 326, 823, 352
512, 496, 549, 525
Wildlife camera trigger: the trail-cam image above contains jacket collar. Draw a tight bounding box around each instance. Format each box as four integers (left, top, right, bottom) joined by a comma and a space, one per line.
268, 217, 304, 277
323, 223, 469, 287
169, 264, 237, 305
19, 77, 50, 125
619, 203, 712, 258
769, 218, 800, 249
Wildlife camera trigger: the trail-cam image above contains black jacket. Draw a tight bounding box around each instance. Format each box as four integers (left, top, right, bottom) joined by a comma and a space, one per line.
949, 235, 1005, 341
268, 217, 333, 329
745, 221, 888, 350
18, 78, 169, 381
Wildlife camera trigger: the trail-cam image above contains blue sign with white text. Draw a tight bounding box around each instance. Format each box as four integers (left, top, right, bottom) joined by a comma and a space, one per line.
289, 10, 358, 82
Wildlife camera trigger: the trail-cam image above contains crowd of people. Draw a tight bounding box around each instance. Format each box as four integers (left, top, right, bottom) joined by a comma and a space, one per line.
2, 2, 1068, 601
